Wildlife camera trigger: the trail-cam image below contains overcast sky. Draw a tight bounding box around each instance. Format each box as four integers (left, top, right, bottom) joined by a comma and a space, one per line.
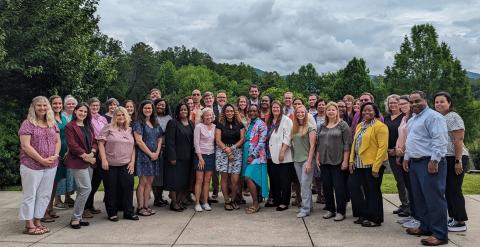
97, 0, 480, 75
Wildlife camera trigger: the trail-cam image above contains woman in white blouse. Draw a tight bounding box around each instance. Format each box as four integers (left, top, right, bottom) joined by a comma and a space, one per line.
267, 100, 294, 211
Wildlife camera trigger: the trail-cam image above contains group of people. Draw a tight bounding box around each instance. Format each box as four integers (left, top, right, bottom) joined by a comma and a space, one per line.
18, 85, 469, 246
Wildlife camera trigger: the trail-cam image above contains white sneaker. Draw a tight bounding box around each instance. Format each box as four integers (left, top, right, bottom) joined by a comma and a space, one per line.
396, 216, 413, 224
333, 213, 345, 221
448, 221, 467, 232
194, 204, 203, 212
297, 212, 310, 218
323, 211, 335, 219
202, 203, 212, 211
402, 219, 420, 228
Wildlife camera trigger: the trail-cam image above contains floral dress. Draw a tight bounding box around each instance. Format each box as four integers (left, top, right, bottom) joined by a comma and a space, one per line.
133, 122, 163, 176
242, 117, 269, 198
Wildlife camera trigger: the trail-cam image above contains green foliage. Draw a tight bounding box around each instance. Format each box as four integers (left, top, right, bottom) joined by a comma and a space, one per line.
0, 113, 20, 188
384, 23, 479, 141
334, 57, 373, 99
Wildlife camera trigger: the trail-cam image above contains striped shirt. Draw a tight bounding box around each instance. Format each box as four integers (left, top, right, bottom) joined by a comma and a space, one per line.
354, 119, 376, 168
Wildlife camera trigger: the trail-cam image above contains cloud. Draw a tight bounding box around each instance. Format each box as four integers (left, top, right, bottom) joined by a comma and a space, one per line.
97, 0, 480, 74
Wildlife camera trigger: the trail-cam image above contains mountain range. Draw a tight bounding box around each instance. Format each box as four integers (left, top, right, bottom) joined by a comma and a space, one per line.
254, 68, 480, 80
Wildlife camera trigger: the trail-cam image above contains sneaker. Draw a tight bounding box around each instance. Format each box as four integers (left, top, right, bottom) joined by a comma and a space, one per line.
396, 216, 413, 224
402, 219, 420, 228
323, 211, 335, 219
334, 213, 345, 221
202, 203, 212, 211
448, 221, 467, 232
297, 212, 310, 218
447, 218, 455, 226
194, 204, 203, 212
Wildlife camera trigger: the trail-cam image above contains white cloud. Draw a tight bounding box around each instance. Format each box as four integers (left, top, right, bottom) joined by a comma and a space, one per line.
97, 0, 480, 74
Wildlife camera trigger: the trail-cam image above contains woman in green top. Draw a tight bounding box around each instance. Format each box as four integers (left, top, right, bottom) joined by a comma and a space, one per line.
291, 105, 316, 218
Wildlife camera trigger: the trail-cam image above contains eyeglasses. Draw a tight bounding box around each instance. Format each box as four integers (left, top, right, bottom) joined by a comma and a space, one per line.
192, 93, 200, 96
359, 99, 370, 102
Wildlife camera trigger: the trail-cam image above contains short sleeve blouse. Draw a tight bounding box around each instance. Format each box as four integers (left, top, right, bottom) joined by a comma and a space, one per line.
216, 121, 244, 145
445, 112, 469, 156
18, 120, 60, 170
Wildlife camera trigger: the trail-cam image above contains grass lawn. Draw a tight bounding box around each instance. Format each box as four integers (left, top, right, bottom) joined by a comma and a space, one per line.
4, 173, 480, 194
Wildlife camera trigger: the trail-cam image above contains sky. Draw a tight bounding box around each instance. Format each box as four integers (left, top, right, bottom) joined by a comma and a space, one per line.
97, 0, 480, 75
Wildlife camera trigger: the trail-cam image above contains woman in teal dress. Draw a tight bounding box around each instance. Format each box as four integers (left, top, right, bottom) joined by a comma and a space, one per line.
243, 104, 268, 214
54, 95, 77, 208
42, 96, 70, 221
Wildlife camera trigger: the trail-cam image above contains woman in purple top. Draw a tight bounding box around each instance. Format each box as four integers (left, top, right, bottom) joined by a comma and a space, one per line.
98, 107, 138, 221
18, 96, 61, 235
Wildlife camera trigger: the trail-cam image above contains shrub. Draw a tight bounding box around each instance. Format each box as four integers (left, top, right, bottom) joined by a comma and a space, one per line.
0, 113, 21, 188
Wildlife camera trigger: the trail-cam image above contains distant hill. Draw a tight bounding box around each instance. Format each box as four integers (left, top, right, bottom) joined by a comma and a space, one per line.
254, 67, 480, 81
467, 71, 480, 80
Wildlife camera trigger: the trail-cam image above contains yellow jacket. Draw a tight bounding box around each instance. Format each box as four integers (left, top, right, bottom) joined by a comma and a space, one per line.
349, 120, 389, 173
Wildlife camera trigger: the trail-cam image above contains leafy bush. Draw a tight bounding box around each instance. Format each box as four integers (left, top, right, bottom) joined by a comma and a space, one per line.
467, 140, 480, 170
0, 113, 21, 188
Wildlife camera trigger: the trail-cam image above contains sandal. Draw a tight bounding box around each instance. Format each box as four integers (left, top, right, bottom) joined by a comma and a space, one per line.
65, 198, 75, 207
40, 217, 55, 223
224, 199, 234, 211
232, 201, 240, 210
23, 226, 44, 235
245, 205, 260, 214
48, 210, 59, 218
54, 201, 68, 209
137, 208, 151, 216
36, 224, 50, 233
70, 220, 81, 229
146, 208, 156, 215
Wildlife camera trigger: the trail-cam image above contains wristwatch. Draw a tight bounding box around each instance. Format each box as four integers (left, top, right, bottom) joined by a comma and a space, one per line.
431, 160, 439, 165
455, 159, 462, 164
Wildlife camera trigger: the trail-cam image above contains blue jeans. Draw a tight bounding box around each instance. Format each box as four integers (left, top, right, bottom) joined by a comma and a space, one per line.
409, 158, 448, 241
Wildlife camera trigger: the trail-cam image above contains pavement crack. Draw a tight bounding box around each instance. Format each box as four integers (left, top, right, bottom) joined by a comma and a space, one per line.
301, 218, 315, 247
382, 196, 400, 208
171, 211, 196, 247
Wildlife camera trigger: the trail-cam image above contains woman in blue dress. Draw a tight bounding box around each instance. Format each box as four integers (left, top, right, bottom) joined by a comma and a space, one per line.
133, 100, 163, 216
243, 104, 268, 214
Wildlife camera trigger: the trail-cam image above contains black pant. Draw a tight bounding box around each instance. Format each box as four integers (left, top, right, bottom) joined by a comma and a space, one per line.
348, 166, 385, 223
85, 161, 103, 210
267, 159, 276, 202
446, 156, 469, 221
322, 164, 348, 215
398, 156, 415, 218
104, 165, 134, 217
270, 161, 293, 206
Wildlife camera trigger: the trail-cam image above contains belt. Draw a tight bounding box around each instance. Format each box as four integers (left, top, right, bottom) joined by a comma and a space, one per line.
410, 156, 431, 162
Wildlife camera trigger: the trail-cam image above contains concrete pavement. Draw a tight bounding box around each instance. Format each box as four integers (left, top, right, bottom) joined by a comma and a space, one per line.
0, 191, 478, 247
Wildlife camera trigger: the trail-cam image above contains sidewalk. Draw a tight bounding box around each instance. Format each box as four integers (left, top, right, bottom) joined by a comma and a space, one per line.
0, 191, 477, 246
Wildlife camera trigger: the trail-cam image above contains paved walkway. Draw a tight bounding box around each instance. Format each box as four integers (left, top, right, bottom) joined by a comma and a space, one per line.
0, 191, 478, 246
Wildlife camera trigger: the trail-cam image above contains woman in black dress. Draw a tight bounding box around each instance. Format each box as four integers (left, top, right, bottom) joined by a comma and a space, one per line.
164, 102, 194, 212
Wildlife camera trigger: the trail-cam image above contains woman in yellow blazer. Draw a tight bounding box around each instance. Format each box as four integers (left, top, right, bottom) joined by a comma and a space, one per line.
348, 102, 388, 227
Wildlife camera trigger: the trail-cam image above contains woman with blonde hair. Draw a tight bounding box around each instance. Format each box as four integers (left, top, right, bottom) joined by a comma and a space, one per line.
193, 107, 216, 212
291, 105, 317, 218
98, 107, 138, 221
316, 102, 351, 221
19, 96, 60, 235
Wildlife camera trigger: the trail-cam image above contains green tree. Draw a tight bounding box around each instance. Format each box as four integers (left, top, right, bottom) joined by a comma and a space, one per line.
384, 23, 479, 141
124, 42, 158, 101
286, 63, 321, 93
156, 60, 177, 94
334, 57, 373, 99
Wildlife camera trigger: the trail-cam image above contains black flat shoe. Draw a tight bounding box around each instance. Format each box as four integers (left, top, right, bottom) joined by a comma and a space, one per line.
393, 208, 402, 214
361, 220, 381, 227
265, 202, 276, 207
79, 221, 90, 226
276, 205, 288, 211
354, 217, 365, 224
108, 216, 119, 222
70, 221, 81, 229
124, 215, 139, 221
170, 204, 184, 212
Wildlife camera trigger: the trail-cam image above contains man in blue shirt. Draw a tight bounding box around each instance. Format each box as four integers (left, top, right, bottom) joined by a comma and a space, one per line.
403, 91, 449, 246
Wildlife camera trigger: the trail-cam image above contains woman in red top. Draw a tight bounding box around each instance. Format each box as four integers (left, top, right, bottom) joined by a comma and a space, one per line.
64, 103, 97, 229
